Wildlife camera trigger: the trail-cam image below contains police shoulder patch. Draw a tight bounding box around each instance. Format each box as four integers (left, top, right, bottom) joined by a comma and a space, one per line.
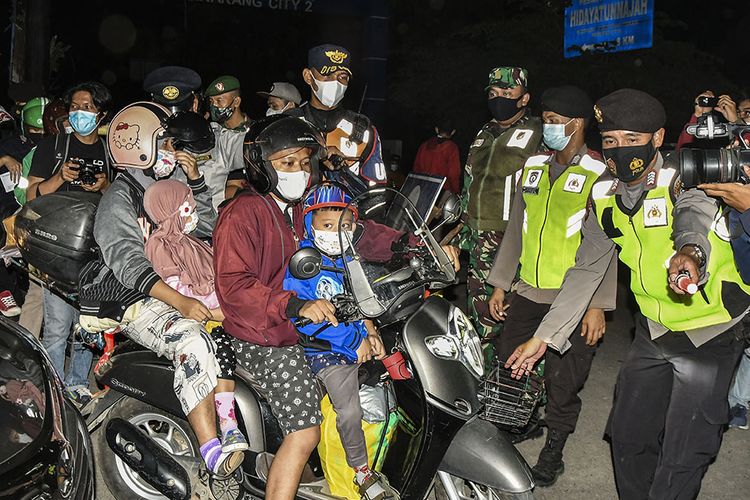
471, 138, 485, 148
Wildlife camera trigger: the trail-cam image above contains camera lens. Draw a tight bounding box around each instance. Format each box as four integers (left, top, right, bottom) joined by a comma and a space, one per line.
679, 148, 733, 188
679, 148, 703, 188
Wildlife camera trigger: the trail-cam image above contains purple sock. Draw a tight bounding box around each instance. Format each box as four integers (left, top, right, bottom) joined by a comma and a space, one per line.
200, 438, 223, 472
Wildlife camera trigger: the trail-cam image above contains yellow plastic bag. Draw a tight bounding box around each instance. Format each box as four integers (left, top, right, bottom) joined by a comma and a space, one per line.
317, 392, 398, 499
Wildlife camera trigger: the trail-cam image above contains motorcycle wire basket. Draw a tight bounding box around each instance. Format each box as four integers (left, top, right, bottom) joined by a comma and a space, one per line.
478, 365, 544, 429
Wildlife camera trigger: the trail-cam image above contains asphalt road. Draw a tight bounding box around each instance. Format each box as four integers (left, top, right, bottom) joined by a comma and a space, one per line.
513, 281, 750, 499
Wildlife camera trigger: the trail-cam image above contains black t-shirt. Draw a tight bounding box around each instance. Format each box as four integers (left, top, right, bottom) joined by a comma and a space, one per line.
28, 134, 110, 193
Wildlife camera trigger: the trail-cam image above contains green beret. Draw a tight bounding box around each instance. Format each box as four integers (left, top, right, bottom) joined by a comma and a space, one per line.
206, 75, 241, 97
594, 88, 666, 133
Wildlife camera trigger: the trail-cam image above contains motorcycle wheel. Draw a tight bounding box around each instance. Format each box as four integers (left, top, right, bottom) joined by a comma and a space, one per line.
431, 472, 535, 500
92, 397, 200, 500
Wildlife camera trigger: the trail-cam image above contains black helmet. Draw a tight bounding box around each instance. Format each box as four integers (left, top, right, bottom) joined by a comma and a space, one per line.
163, 111, 215, 154
244, 116, 324, 202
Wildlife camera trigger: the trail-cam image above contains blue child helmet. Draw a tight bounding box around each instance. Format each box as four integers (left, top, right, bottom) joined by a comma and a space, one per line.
302, 183, 358, 238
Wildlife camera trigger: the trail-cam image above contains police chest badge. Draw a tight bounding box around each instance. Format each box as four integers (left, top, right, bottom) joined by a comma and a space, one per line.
523, 169, 543, 194
562, 173, 586, 194
507, 129, 533, 149
643, 198, 668, 227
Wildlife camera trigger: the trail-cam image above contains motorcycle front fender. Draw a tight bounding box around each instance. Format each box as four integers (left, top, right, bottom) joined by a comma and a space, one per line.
439, 417, 534, 493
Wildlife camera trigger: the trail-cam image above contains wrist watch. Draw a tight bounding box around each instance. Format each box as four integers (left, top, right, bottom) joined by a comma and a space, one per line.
682, 244, 706, 268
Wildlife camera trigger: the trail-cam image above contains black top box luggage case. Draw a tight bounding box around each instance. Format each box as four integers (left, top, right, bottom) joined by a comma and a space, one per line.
14, 192, 100, 289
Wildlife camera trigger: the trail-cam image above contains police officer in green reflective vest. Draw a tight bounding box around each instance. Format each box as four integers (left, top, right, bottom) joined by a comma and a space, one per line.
457, 67, 543, 341
486, 86, 617, 486
507, 89, 750, 499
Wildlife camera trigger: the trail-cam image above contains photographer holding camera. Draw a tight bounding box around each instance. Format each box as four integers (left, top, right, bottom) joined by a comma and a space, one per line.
26, 82, 112, 201
25, 82, 112, 406
677, 90, 741, 150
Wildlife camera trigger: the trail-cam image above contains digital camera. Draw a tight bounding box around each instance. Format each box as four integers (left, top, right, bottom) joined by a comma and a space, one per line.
70, 157, 105, 186
679, 121, 750, 188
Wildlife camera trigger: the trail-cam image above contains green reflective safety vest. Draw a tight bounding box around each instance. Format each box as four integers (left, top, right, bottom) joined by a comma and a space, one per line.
592, 167, 750, 331
519, 153, 606, 289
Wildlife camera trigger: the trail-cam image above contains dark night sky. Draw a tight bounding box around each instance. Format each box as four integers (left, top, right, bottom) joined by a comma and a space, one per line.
2, 0, 750, 164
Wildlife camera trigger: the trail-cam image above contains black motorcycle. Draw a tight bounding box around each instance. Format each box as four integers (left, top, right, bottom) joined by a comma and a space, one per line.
0, 317, 95, 499
85, 188, 535, 500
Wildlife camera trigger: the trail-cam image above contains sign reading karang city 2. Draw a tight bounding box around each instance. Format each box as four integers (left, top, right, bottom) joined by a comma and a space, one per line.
564, 0, 654, 58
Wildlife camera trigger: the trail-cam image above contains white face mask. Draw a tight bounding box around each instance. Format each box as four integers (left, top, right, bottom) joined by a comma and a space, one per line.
266, 103, 290, 116
275, 170, 310, 201
313, 228, 355, 256
312, 77, 347, 108
153, 149, 177, 179
64, 125, 74, 134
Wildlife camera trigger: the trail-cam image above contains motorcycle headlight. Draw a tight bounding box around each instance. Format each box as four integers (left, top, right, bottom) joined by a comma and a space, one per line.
425, 306, 485, 379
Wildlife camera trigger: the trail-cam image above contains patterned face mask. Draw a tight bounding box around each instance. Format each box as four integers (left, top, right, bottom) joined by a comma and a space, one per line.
153, 149, 177, 179
180, 204, 199, 234
312, 228, 354, 255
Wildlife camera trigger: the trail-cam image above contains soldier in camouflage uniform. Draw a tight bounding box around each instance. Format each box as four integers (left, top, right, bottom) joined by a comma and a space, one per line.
457, 67, 543, 341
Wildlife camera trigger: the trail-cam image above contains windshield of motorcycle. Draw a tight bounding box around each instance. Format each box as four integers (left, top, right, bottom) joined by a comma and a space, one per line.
340, 187, 456, 317
0, 326, 49, 466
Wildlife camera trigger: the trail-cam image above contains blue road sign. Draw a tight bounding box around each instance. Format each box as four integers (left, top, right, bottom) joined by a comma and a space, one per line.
564, 0, 654, 58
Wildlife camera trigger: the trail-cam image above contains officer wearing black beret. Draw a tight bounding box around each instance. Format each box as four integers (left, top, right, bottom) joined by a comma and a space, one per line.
143, 66, 202, 113
486, 84, 615, 486
509, 88, 750, 498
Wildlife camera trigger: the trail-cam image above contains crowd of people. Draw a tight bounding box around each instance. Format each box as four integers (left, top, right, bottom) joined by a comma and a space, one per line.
0, 40, 748, 500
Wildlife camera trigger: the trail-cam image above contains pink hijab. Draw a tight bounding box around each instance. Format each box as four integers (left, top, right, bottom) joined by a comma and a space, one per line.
144, 180, 215, 296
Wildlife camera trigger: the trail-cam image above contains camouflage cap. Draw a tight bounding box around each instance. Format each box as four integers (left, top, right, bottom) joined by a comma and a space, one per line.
485, 67, 528, 91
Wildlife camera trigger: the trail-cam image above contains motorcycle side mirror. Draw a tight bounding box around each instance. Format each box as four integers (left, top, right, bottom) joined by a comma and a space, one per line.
431, 192, 462, 233
440, 193, 461, 224
289, 247, 323, 280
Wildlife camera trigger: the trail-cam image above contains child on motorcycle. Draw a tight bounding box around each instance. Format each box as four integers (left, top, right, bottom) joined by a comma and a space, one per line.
283, 184, 399, 500
143, 179, 249, 456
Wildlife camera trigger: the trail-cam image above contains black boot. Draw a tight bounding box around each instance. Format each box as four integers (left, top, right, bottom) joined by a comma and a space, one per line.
531, 428, 569, 487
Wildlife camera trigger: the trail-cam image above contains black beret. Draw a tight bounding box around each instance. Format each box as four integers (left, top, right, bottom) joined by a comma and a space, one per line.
594, 88, 666, 133
541, 85, 593, 119
143, 66, 202, 105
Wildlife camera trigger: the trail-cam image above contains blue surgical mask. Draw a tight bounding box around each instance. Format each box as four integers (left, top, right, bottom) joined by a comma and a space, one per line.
68, 110, 99, 136
543, 119, 574, 151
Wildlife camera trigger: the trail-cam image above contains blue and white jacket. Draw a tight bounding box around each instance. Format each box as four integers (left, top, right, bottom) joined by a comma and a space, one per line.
283, 239, 367, 361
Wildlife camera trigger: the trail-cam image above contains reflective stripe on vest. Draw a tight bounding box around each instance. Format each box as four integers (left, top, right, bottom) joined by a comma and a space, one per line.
592, 167, 750, 330
519, 154, 605, 289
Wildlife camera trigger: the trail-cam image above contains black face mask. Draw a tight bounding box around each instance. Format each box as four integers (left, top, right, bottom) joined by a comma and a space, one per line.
602, 141, 656, 183
26, 132, 44, 146
488, 95, 523, 122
